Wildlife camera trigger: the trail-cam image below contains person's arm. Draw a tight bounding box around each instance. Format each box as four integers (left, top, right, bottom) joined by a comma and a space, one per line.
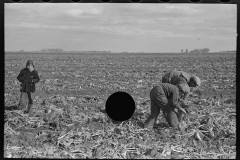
172, 89, 187, 114
177, 79, 191, 102
32, 71, 40, 84
17, 70, 24, 83
183, 92, 190, 101
171, 89, 179, 107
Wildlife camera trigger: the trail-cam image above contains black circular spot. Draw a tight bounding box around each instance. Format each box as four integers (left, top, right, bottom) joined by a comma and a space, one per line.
105, 91, 135, 122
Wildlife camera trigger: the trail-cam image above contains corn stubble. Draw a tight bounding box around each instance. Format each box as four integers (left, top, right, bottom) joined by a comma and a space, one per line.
4, 52, 235, 159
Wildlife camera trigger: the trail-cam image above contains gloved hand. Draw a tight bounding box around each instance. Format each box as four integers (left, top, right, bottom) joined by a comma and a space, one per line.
178, 106, 187, 114
183, 100, 191, 106
180, 100, 190, 109
175, 104, 187, 115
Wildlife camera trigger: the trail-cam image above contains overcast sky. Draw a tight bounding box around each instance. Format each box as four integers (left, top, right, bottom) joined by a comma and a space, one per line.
5, 4, 236, 52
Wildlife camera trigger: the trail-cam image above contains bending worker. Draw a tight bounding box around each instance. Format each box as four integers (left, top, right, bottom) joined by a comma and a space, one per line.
144, 83, 187, 131
162, 70, 201, 103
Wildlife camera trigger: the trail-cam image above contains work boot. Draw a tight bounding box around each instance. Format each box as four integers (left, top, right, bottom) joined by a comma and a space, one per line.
24, 104, 33, 114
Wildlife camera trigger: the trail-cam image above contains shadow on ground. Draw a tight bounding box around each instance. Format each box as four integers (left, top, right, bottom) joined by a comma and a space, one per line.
99, 108, 107, 114
5, 105, 19, 111
154, 122, 169, 129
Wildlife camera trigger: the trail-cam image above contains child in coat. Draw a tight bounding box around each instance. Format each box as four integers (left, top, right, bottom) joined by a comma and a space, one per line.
17, 60, 40, 114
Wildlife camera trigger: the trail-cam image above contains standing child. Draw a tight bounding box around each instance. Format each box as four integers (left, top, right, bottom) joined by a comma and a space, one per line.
17, 60, 40, 114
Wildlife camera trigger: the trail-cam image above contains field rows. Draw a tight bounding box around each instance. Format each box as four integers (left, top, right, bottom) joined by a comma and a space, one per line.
4, 53, 236, 159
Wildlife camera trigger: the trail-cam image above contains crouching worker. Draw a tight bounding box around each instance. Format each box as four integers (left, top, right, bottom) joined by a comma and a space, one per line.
144, 83, 187, 132
162, 70, 201, 103
17, 60, 40, 114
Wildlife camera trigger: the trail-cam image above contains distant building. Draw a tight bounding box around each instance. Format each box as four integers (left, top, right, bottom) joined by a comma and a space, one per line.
223, 50, 236, 53
41, 48, 63, 52
190, 48, 210, 53
80, 51, 111, 53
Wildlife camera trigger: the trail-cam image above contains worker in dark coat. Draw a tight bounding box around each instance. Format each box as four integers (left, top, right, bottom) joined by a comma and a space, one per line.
17, 60, 40, 114
162, 70, 201, 103
144, 83, 188, 131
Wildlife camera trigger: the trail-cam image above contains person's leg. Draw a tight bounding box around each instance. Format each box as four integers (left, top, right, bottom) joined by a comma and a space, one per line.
154, 98, 182, 132
165, 111, 179, 129
161, 102, 180, 130
145, 86, 168, 129
18, 92, 23, 108
162, 111, 169, 124
18, 92, 27, 110
25, 92, 33, 114
27, 92, 33, 104
144, 99, 161, 129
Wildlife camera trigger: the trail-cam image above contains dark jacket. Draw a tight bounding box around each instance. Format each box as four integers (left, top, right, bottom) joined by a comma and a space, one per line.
159, 83, 181, 109
162, 70, 191, 101
17, 68, 40, 93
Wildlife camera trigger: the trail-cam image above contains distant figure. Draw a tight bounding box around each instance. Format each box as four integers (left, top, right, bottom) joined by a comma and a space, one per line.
144, 83, 188, 132
17, 60, 40, 114
162, 70, 201, 103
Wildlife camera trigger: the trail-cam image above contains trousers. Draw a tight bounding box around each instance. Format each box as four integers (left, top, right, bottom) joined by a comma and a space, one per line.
19, 92, 33, 104
144, 86, 181, 129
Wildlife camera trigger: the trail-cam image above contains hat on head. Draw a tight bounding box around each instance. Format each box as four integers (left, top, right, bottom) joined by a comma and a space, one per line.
26, 60, 34, 68
191, 76, 201, 87
26, 60, 33, 65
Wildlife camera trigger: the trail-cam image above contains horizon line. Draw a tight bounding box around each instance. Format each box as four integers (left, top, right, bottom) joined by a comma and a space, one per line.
5, 50, 236, 53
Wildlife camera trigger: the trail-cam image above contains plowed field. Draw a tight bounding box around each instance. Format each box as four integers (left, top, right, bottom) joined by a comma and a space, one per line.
4, 52, 236, 159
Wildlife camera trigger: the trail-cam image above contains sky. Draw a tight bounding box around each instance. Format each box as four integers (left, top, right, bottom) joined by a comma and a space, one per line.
5, 4, 236, 53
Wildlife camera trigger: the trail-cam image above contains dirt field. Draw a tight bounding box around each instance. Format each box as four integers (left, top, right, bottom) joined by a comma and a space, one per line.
4, 52, 236, 158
